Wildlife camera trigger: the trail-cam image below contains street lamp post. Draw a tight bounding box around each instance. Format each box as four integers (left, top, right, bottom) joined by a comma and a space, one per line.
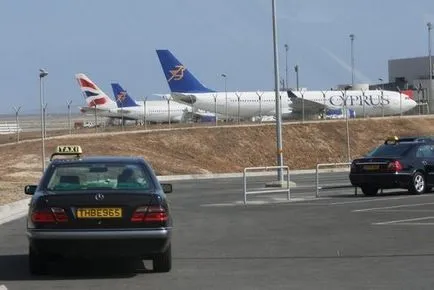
284, 44, 289, 89
380, 89, 385, 117
67, 100, 72, 134
272, 0, 284, 182
12, 106, 22, 143
221, 73, 228, 122
361, 89, 366, 118
39, 69, 48, 172
92, 100, 98, 133
321, 91, 327, 119
350, 34, 355, 88
428, 22, 432, 112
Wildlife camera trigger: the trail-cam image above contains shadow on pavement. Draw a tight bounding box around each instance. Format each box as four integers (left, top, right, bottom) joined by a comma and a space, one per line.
0, 253, 152, 281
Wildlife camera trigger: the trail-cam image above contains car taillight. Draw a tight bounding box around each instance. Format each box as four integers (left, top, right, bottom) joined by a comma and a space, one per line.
31, 208, 68, 223
387, 160, 403, 172
51, 207, 69, 222
131, 205, 168, 223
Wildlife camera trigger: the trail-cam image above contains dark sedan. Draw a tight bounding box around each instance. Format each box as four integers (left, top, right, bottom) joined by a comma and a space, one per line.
25, 146, 173, 275
349, 136, 434, 196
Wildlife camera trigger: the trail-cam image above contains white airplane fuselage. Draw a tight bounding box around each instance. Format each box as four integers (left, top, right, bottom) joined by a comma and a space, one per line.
171, 90, 417, 118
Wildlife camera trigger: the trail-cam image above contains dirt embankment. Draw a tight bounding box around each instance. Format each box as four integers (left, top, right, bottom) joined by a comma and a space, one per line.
0, 116, 433, 204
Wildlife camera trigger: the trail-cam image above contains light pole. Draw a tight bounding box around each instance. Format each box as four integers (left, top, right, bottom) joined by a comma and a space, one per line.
284, 44, 289, 89
350, 34, 355, 88
67, 100, 72, 134
272, 0, 284, 182
221, 73, 228, 122
294, 65, 299, 90
12, 106, 21, 143
39, 69, 48, 172
428, 22, 432, 113
256, 91, 264, 123
142, 96, 147, 129
212, 93, 218, 126
380, 89, 385, 117
235, 92, 242, 124
189, 95, 195, 125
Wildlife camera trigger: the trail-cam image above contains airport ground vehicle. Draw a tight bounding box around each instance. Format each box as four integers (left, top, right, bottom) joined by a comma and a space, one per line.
349, 136, 434, 196
25, 145, 173, 275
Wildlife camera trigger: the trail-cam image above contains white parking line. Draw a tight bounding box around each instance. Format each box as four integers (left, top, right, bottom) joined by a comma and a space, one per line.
330, 195, 429, 205
373, 216, 434, 225
352, 202, 434, 213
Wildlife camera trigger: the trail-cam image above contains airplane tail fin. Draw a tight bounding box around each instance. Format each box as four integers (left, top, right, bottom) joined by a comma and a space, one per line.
156, 49, 215, 93
111, 83, 139, 107
75, 73, 117, 109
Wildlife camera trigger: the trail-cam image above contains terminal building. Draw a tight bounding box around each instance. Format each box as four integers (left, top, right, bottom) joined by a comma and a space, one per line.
383, 56, 434, 114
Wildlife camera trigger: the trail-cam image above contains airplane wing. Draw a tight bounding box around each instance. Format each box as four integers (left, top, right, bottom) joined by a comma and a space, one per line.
287, 90, 326, 114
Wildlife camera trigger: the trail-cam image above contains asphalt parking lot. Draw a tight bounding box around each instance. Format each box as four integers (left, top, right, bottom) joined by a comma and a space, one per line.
1, 175, 434, 289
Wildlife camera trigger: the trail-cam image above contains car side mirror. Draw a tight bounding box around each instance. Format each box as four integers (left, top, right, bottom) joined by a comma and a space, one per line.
161, 183, 172, 194
24, 185, 37, 195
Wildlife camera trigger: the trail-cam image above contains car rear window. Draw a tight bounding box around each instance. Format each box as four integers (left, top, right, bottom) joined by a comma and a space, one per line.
366, 143, 413, 157
45, 163, 155, 192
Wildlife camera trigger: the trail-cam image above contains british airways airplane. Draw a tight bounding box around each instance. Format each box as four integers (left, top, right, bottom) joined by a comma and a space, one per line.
75, 73, 190, 123
156, 49, 417, 119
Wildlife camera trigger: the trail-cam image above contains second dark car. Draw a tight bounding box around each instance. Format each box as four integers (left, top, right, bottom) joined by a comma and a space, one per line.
349, 136, 434, 196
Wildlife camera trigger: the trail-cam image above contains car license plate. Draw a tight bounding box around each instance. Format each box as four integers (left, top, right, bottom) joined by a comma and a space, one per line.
364, 164, 379, 171
76, 208, 122, 218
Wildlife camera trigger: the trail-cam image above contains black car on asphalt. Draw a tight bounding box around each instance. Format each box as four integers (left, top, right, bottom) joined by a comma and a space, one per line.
349, 136, 434, 196
25, 145, 173, 275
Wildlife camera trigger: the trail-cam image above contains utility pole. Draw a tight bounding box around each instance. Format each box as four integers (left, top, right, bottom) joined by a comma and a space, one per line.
294, 65, 299, 91
428, 22, 432, 113
272, 0, 284, 182
350, 34, 355, 87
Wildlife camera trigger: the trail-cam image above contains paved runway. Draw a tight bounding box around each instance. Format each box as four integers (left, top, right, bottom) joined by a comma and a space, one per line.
1, 175, 434, 289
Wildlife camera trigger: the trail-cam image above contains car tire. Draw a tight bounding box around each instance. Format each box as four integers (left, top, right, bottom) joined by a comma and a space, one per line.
29, 246, 49, 275
361, 186, 378, 196
153, 244, 172, 273
409, 172, 426, 194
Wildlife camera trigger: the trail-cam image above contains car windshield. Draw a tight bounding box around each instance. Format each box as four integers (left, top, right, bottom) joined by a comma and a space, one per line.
365, 143, 413, 157
45, 163, 154, 191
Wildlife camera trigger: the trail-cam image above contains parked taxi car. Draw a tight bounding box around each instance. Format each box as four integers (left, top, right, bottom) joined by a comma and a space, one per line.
25, 145, 173, 275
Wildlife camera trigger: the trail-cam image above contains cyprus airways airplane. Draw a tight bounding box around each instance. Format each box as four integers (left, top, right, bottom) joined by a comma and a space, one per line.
156, 49, 417, 118
111, 83, 192, 123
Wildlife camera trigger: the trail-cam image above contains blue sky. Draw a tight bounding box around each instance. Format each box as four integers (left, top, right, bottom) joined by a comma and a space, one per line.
0, 0, 433, 114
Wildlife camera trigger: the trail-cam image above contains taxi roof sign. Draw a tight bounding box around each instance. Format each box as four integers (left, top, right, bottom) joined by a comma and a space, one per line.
384, 136, 399, 144
50, 145, 83, 161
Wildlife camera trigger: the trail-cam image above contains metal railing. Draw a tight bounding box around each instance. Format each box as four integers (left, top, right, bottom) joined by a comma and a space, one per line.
315, 162, 357, 197
243, 166, 291, 204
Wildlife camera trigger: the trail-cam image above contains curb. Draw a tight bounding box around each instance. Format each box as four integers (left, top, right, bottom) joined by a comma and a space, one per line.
0, 198, 30, 226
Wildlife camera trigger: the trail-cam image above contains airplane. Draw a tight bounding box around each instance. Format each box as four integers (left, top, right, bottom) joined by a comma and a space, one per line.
75, 73, 130, 121
155, 49, 418, 119
111, 83, 193, 123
